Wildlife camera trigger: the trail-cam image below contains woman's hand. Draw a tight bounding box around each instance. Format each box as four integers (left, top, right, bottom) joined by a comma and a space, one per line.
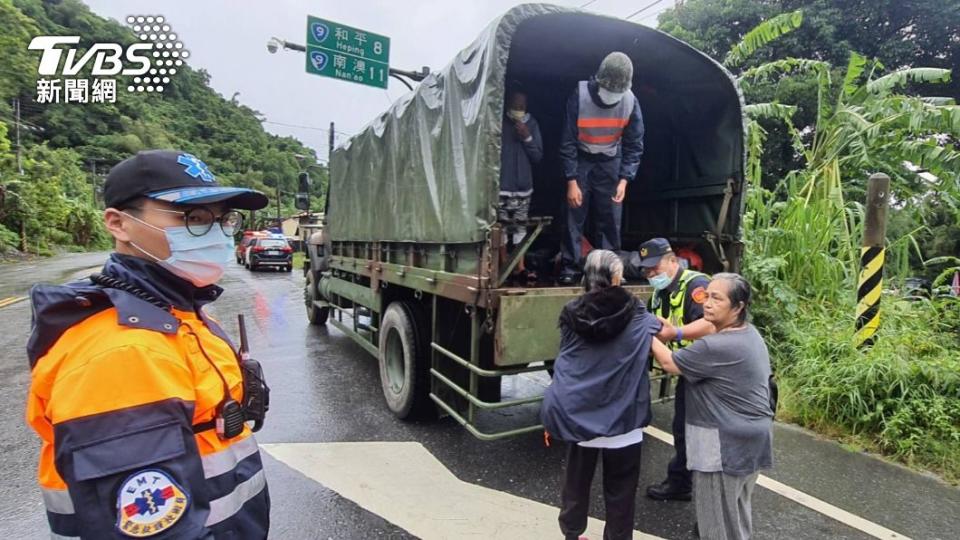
656, 316, 678, 342
651, 338, 681, 375
514, 121, 531, 140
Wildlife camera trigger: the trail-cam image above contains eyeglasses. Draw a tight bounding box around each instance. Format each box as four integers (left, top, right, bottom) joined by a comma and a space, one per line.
142, 207, 245, 237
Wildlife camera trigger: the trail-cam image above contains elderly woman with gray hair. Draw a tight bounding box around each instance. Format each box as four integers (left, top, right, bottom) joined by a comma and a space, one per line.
651, 273, 774, 540
541, 249, 662, 540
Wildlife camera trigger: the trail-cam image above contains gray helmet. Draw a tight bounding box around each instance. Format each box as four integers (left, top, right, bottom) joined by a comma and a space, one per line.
595, 52, 633, 93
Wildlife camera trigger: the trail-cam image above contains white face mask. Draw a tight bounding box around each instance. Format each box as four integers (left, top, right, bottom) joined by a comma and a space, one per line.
124, 212, 234, 287
507, 109, 526, 122
597, 86, 626, 105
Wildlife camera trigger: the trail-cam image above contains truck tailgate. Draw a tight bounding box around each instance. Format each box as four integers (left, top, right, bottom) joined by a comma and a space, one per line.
494, 285, 652, 366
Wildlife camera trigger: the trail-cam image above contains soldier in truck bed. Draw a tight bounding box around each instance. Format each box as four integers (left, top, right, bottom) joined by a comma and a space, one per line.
557, 52, 645, 285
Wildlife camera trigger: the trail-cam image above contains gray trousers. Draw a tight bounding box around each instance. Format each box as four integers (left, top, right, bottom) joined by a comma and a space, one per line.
693, 471, 759, 540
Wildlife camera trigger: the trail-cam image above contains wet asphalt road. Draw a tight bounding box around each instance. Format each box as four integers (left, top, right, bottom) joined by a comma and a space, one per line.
0, 253, 958, 539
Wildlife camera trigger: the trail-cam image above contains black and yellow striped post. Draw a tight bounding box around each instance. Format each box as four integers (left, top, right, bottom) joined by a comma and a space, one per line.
854, 173, 890, 348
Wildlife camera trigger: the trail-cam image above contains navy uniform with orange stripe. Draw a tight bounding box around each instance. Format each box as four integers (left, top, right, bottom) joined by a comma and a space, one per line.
27, 254, 270, 538
558, 76, 644, 278
27, 254, 269, 539
26, 149, 270, 539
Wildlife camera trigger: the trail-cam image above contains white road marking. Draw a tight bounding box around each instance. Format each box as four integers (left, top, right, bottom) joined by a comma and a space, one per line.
641, 426, 911, 540
263, 442, 661, 539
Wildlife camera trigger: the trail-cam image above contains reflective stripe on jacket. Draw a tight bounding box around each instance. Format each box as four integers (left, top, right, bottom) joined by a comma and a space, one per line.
26, 255, 269, 539
650, 268, 710, 349
576, 80, 635, 156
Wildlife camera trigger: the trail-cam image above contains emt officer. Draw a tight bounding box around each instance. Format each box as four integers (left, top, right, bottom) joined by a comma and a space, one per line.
26, 150, 271, 539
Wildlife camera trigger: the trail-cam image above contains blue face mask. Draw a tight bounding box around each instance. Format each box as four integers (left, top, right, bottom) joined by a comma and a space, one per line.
125, 213, 234, 287
649, 272, 672, 291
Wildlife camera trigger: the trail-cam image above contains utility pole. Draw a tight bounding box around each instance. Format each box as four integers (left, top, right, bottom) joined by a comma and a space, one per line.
90, 159, 98, 205
854, 173, 890, 348
325, 122, 334, 217
13, 98, 23, 175
328, 121, 334, 162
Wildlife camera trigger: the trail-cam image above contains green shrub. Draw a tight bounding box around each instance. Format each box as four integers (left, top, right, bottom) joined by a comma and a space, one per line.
0, 223, 20, 252
759, 296, 960, 482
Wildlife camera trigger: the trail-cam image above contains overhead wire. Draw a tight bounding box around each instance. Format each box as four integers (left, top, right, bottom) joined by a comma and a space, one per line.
625, 0, 670, 20
261, 119, 350, 137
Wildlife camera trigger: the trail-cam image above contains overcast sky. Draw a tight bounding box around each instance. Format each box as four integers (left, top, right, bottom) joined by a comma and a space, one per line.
82, 0, 673, 161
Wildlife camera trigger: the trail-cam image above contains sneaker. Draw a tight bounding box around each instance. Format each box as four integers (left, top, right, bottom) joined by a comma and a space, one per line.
646, 480, 692, 501
557, 273, 579, 286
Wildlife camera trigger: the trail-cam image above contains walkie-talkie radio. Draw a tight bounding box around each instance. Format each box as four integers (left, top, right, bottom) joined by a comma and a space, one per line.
215, 396, 245, 439
237, 314, 270, 432
88, 274, 270, 439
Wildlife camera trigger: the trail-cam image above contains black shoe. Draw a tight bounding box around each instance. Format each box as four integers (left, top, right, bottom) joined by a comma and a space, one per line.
557, 273, 579, 286
646, 480, 692, 501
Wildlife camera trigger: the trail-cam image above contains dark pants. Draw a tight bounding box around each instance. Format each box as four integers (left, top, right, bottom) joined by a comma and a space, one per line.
667, 378, 693, 490
560, 158, 622, 275
560, 441, 643, 540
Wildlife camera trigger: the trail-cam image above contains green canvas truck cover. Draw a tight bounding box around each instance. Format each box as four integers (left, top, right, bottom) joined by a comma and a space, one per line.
327, 3, 746, 244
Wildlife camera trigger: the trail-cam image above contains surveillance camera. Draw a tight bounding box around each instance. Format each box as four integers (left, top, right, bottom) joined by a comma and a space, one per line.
266, 39, 280, 54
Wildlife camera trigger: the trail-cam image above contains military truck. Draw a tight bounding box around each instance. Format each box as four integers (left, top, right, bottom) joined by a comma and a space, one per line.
302, 4, 747, 440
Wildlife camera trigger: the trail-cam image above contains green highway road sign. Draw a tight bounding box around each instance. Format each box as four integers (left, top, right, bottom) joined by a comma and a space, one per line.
306, 16, 390, 89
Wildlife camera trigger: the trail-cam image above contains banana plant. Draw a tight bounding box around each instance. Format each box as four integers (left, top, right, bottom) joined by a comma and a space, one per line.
728, 9, 959, 299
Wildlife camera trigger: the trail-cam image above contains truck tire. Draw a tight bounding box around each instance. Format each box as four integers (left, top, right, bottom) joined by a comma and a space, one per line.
304, 271, 329, 325
378, 301, 433, 419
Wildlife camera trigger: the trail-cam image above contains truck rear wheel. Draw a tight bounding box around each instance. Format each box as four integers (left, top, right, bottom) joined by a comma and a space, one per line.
378, 301, 433, 419
304, 271, 329, 325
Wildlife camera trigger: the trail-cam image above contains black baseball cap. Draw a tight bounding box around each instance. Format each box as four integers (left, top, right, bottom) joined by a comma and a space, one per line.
104, 149, 269, 210
638, 237, 673, 268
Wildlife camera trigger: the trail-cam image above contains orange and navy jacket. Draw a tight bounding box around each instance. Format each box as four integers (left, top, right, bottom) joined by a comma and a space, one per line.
26, 254, 269, 539
558, 77, 645, 183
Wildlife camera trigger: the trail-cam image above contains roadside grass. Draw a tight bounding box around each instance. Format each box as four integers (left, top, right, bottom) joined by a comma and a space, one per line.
753, 292, 960, 484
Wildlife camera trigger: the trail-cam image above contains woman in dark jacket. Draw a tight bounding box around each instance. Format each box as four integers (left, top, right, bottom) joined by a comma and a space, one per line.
542, 249, 662, 540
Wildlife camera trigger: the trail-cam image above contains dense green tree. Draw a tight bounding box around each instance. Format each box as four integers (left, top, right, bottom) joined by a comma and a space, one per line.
659, 0, 959, 91
0, 0, 323, 254
659, 0, 960, 189
660, 1, 960, 279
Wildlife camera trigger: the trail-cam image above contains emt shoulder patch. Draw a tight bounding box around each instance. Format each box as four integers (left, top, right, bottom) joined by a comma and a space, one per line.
116, 469, 189, 537
691, 286, 707, 304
